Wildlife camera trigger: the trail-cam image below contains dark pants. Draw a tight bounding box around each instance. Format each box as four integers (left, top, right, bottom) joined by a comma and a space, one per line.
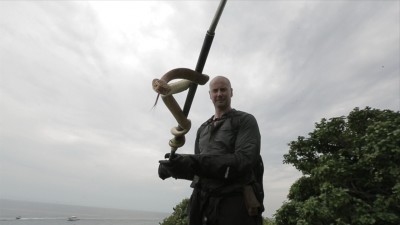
213, 195, 261, 225
189, 189, 262, 225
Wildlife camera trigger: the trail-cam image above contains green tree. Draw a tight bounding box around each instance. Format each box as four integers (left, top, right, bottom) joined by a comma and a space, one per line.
275, 107, 400, 225
159, 198, 189, 225
264, 217, 276, 225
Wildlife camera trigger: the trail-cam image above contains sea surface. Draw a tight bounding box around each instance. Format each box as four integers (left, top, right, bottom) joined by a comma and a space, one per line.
0, 199, 169, 225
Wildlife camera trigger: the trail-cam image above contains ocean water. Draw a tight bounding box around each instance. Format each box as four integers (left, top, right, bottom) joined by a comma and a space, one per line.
0, 199, 169, 225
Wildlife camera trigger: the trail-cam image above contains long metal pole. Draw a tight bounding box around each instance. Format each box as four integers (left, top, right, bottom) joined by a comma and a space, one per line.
182, 0, 227, 117
167, 0, 227, 159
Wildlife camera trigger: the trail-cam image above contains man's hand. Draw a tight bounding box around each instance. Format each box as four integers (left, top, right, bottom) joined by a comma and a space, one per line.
158, 160, 173, 180
158, 153, 175, 180
157, 153, 196, 180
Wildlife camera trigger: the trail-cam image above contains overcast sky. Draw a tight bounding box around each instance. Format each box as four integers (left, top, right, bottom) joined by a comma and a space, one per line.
0, 0, 399, 218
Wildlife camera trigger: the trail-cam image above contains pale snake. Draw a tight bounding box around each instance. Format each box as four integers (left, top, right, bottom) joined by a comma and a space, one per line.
152, 68, 209, 150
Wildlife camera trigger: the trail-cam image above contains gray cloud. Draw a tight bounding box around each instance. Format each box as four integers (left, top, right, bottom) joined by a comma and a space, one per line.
0, 0, 398, 218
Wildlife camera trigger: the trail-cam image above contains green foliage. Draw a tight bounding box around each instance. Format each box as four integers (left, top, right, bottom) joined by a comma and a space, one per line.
264, 217, 277, 225
159, 198, 189, 225
276, 107, 400, 225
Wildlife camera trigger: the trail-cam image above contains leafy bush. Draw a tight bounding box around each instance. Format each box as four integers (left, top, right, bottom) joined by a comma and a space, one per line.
159, 198, 189, 225
275, 107, 400, 225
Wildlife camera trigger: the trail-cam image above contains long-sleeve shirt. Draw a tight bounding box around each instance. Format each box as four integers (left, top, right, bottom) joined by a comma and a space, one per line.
192, 109, 261, 193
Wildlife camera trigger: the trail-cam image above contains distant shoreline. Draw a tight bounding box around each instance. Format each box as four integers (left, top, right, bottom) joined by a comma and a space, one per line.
0, 198, 169, 221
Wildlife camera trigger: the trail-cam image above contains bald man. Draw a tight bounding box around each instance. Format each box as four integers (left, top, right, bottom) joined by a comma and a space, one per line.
159, 76, 264, 225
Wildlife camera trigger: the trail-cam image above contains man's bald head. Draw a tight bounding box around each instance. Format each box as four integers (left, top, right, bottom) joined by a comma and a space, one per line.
209, 76, 232, 89
209, 76, 233, 116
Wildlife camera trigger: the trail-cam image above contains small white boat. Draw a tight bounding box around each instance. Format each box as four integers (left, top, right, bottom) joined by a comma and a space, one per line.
67, 216, 79, 221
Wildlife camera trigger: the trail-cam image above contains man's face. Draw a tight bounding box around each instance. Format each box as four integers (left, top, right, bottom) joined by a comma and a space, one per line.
209, 77, 233, 110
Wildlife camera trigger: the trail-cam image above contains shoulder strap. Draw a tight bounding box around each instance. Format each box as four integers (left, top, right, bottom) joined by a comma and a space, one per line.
228, 109, 242, 136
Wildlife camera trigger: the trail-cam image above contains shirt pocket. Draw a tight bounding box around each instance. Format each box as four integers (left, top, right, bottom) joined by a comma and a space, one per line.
213, 127, 236, 153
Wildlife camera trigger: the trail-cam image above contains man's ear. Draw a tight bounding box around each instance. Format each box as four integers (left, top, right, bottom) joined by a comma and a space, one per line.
231, 88, 233, 97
